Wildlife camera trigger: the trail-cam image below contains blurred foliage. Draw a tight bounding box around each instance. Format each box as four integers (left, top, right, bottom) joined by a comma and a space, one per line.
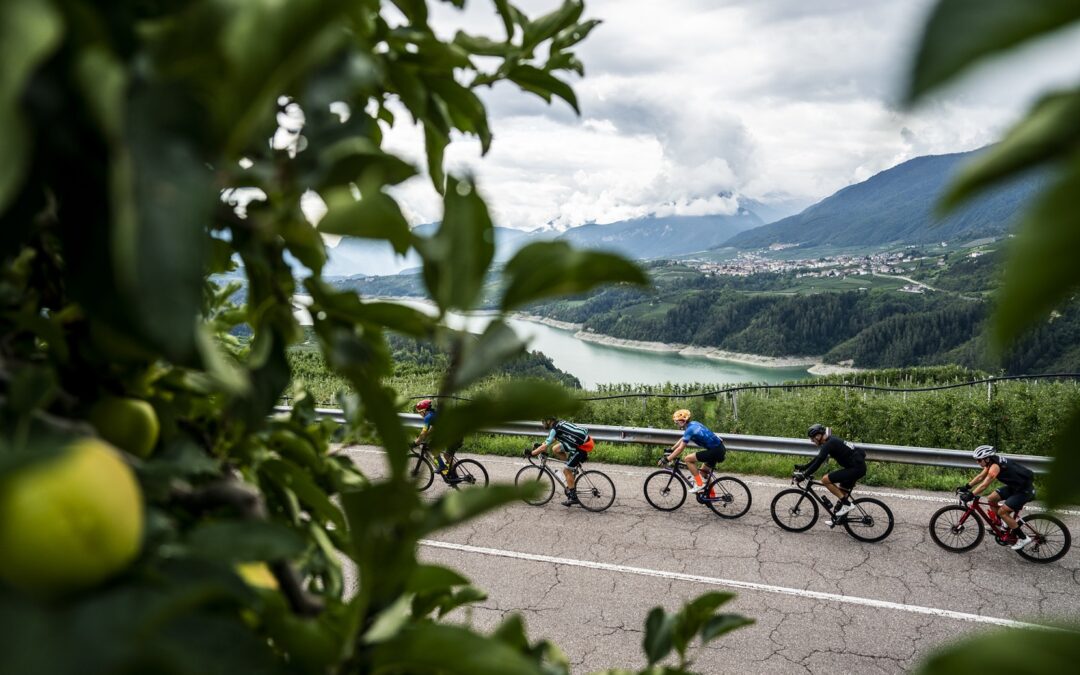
908, 0, 1080, 671
0, 1, 742, 673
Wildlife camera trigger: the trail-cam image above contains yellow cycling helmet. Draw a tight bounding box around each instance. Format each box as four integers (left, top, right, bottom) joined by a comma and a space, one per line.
672, 409, 692, 423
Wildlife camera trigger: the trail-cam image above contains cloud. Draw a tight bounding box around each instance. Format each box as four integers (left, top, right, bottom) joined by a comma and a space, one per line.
373, 0, 1080, 231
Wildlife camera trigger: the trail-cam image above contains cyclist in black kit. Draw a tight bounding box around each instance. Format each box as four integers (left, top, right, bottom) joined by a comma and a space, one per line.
963, 445, 1036, 550
795, 424, 866, 526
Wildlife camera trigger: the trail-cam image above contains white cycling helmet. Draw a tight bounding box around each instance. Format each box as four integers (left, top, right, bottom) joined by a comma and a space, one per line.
972, 444, 996, 460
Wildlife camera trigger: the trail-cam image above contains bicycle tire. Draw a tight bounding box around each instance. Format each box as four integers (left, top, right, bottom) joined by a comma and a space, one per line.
450, 458, 489, 488
409, 452, 435, 492
643, 470, 687, 511
1016, 513, 1072, 564
928, 504, 984, 552
770, 488, 819, 532
842, 497, 894, 542
705, 476, 752, 519
575, 470, 616, 512
515, 465, 555, 506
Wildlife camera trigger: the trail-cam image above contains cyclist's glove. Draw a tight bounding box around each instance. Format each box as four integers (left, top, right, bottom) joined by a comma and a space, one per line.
532, 442, 541, 449
793, 471, 806, 482
959, 490, 975, 503
955, 485, 969, 493
522, 448, 532, 459
657, 456, 670, 467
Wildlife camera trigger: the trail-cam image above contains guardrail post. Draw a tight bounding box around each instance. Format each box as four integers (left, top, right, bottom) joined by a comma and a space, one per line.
987, 380, 992, 403
732, 392, 738, 420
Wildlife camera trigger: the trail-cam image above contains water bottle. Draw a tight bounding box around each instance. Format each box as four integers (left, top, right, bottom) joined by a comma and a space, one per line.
821, 495, 833, 510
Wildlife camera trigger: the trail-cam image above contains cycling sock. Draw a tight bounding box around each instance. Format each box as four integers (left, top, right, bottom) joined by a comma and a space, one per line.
694, 475, 704, 486
1012, 526, 1024, 536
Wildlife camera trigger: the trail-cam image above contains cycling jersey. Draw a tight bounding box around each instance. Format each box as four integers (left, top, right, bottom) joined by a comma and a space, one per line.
546, 420, 590, 450
801, 435, 864, 475
991, 457, 1034, 490
422, 410, 437, 430
681, 421, 724, 451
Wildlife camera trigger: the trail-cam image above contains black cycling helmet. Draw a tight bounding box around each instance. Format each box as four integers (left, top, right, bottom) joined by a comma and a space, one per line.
541, 416, 557, 428
807, 423, 826, 439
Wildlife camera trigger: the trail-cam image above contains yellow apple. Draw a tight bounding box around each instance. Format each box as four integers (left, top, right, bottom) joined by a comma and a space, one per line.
0, 438, 144, 595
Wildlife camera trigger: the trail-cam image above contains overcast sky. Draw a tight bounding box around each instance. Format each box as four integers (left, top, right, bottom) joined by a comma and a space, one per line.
376, 0, 1080, 231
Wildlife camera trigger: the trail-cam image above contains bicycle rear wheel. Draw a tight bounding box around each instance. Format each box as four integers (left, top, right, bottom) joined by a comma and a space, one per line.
842, 497, 894, 542
450, 458, 489, 488
409, 452, 435, 492
643, 470, 687, 511
514, 465, 555, 505
575, 470, 616, 512
929, 505, 984, 552
705, 476, 752, 519
1016, 514, 1071, 563
770, 488, 818, 532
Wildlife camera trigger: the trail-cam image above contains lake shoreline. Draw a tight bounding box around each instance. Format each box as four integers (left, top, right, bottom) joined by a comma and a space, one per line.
514, 316, 860, 375
371, 296, 861, 377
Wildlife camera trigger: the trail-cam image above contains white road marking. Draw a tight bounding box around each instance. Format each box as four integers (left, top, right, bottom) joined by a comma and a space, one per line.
345, 447, 1080, 515
420, 540, 1069, 631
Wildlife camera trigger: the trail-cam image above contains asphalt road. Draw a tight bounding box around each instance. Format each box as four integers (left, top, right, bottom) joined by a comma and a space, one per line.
342, 446, 1080, 674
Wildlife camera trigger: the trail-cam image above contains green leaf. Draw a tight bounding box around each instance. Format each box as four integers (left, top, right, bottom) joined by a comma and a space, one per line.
428, 380, 581, 448
908, 0, 1080, 101
186, 520, 307, 563
424, 122, 448, 194
522, 0, 584, 55
428, 76, 492, 153
941, 90, 1080, 209
450, 320, 527, 392
416, 175, 495, 312
499, 241, 648, 311
421, 484, 531, 535
643, 607, 675, 666
317, 137, 417, 190
262, 458, 347, 532
453, 31, 513, 56
305, 278, 434, 338
493, 0, 517, 40
918, 625, 1080, 674
7, 365, 58, 414
362, 594, 413, 644
551, 18, 602, 52
1045, 404, 1080, 507
406, 564, 470, 595
699, 614, 755, 644
0, 0, 63, 213
369, 623, 545, 675
317, 186, 412, 255
113, 84, 213, 366
506, 65, 579, 114
991, 157, 1080, 349
341, 482, 422, 613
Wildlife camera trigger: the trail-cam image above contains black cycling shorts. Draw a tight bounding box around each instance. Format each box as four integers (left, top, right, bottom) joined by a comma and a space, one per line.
692, 446, 726, 465
995, 485, 1035, 511
827, 463, 866, 490
566, 448, 588, 469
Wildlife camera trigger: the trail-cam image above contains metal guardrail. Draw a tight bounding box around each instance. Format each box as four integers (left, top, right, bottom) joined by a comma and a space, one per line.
275, 407, 1052, 474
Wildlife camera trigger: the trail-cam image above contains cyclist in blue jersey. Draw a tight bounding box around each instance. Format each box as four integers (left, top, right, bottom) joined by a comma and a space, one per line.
661, 409, 726, 494
412, 399, 462, 478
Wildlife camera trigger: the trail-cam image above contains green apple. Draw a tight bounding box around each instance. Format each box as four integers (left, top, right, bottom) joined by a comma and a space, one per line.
0, 438, 144, 595
87, 396, 160, 458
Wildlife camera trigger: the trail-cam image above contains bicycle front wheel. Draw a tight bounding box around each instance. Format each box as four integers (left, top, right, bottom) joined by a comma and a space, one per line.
705, 476, 752, 519
643, 470, 687, 511
409, 452, 435, 492
515, 465, 555, 505
843, 497, 894, 542
929, 505, 984, 552
770, 488, 818, 532
451, 459, 489, 488
575, 470, 616, 512
1016, 514, 1072, 564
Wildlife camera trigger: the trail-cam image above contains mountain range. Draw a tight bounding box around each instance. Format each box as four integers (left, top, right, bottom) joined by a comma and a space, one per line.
321, 147, 1041, 277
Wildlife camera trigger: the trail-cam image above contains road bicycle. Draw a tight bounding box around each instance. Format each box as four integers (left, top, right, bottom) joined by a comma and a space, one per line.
929, 488, 1071, 563
408, 443, 488, 491
770, 471, 894, 542
642, 457, 752, 518
514, 450, 616, 512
